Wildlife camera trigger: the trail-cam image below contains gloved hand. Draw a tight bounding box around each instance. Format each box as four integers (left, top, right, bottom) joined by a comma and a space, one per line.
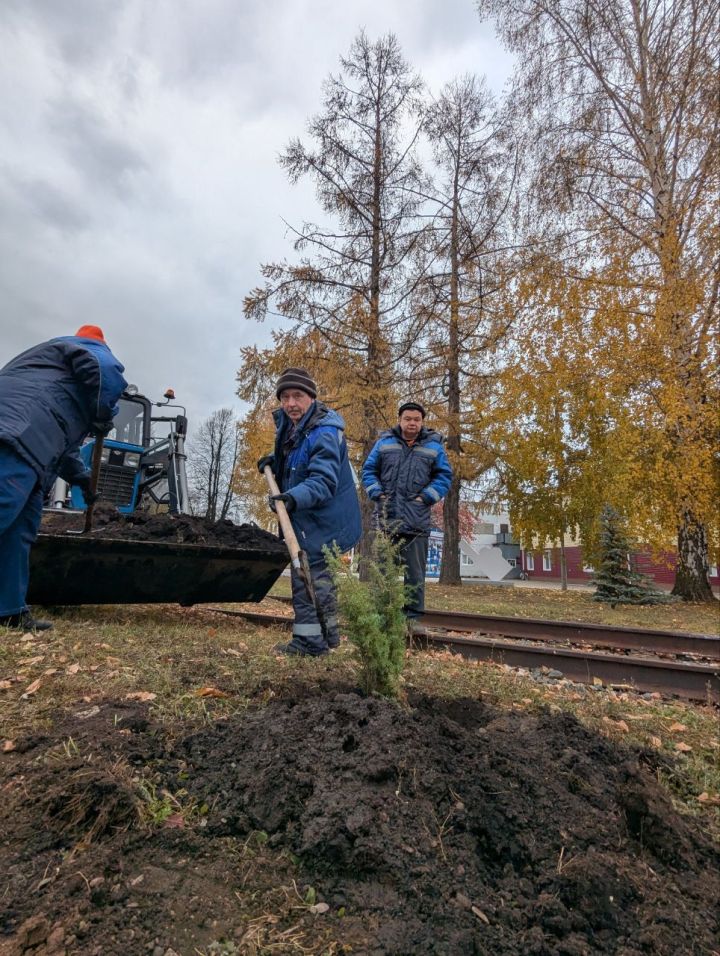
257, 454, 275, 475
269, 493, 296, 514
75, 475, 100, 507
91, 420, 114, 438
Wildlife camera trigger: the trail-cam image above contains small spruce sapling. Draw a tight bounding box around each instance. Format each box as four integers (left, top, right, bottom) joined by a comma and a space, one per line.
325, 533, 408, 697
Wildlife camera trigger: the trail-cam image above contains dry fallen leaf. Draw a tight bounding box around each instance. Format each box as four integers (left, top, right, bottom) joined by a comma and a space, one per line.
698, 792, 720, 806
22, 678, 42, 698
125, 691, 157, 702
309, 902, 330, 915
66, 664, 81, 675
602, 717, 629, 733
195, 687, 230, 699
471, 906, 490, 924
163, 813, 185, 829
0, 680, 12, 690
674, 742, 692, 752
649, 736, 662, 748
669, 722, 687, 733
2, 740, 16, 752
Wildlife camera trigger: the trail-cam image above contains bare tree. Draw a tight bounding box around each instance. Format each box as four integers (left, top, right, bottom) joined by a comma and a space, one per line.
187, 408, 241, 522
244, 32, 428, 549
418, 75, 518, 584
478, 0, 720, 600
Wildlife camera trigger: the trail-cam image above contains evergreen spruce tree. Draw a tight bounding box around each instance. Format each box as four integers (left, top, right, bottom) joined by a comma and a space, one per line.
593, 506, 673, 607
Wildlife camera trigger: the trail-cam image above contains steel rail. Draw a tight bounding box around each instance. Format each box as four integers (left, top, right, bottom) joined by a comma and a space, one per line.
268, 595, 719, 659
209, 607, 719, 702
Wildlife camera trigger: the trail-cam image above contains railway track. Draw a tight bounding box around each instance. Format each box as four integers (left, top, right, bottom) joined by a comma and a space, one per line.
210, 600, 720, 703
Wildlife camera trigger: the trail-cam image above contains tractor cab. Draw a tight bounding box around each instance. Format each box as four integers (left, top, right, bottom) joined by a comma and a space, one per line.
53, 388, 190, 515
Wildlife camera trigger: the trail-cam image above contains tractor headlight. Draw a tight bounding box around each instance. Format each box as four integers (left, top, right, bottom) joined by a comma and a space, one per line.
124, 452, 141, 469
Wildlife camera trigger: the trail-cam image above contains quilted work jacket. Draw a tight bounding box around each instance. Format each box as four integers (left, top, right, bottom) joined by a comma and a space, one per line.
0, 335, 127, 487
361, 425, 452, 535
273, 401, 361, 562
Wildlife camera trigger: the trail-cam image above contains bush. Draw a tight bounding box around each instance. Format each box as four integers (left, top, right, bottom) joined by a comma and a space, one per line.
325, 533, 408, 697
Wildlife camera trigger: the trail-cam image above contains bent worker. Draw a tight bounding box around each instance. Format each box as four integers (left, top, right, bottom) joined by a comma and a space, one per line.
257, 367, 361, 656
0, 326, 127, 631
361, 401, 452, 623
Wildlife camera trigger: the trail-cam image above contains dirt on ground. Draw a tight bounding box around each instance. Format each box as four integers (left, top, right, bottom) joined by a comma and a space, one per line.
41, 506, 285, 551
1, 685, 718, 956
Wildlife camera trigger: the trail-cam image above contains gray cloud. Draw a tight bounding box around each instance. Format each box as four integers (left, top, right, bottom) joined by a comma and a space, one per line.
0, 0, 513, 432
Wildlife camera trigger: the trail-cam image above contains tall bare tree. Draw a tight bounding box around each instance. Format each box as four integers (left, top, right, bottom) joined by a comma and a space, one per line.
477, 0, 720, 600
187, 408, 241, 522
418, 75, 517, 584
244, 32, 427, 543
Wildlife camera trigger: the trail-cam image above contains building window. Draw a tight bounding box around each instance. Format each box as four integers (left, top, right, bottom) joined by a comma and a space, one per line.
543, 550, 552, 571
582, 562, 594, 573
507, 558, 517, 567
500, 523, 509, 534
525, 553, 534, 571
709, 564, 718, 578
461, 553, 474, 566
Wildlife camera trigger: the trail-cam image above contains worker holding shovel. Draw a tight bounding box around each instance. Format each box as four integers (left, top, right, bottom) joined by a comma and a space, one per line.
257, 367, 361, 657
0, 326, 127, 632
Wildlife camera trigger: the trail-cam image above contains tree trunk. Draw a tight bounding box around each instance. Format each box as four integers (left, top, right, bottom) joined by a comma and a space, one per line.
672, 510, 715, 602
559, 540, 568, 591
440, 476, 461, 585
439, 154, 462, 586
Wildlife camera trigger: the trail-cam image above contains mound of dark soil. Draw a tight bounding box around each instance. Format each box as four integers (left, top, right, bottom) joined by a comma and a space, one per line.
178, 691, 719, 955
41, 504, 285, 551
1, 690, 718, 955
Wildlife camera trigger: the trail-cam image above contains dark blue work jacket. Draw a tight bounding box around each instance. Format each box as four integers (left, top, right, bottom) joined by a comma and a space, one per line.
273, 402, 361, 562
361, 426, 453, 535
0, 335, 127, 488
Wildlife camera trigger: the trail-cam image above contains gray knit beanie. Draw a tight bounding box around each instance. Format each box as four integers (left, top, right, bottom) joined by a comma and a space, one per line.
275, 367, 318, 399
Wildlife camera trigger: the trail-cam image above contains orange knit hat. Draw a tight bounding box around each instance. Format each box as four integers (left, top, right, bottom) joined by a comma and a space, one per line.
75, 325, 106, 343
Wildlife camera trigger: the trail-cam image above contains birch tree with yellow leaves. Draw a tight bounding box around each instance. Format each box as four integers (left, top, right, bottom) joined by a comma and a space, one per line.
477, 0, 720, 600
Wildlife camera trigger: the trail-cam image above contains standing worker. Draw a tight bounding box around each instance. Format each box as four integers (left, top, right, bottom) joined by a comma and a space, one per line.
257, 367, 361, 656
362, 401, 452, 623
0, 326, 127, 631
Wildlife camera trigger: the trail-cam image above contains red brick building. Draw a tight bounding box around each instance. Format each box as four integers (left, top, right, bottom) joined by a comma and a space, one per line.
521, 545, 720, 591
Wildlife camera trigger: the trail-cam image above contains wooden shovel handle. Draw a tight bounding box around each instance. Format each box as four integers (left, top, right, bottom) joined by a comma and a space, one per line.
263, 466, 301, 562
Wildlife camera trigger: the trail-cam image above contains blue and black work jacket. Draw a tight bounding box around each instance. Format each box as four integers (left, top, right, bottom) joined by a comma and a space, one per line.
0, 335, 127, 488
361, 426, 453, 535
273, 401, 361, 563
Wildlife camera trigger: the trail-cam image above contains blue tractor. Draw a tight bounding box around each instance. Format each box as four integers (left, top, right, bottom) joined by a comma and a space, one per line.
51, 386, 190, 515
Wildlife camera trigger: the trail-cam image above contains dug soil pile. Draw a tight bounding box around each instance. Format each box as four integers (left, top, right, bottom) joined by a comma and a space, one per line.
1, 689, 718, 955
41, 505, 285, 551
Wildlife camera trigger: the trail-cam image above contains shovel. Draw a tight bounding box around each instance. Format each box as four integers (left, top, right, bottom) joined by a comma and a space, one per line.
262, 465, 331, 645
82, 436, 104, 534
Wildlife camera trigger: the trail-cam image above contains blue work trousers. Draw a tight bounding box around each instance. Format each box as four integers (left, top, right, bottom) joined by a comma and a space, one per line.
0, 445, 43, 616
289, 558, 340, 655
396, 533, 430, 619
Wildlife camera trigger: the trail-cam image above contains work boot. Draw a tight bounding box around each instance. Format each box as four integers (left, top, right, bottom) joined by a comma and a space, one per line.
0, 611, 54, 632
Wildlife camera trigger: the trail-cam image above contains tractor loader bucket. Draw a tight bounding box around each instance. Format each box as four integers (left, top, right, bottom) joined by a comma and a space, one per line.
28, 533, 288, 606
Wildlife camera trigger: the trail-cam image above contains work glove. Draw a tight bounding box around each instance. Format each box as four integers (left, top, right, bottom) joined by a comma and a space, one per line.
257, 454, 275, 475
91, 419, 114, 438
269, 493, 296, 514
75, 475, 100, 507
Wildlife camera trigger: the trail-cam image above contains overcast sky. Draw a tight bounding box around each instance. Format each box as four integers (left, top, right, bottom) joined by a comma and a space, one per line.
0, 0, 513, 434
